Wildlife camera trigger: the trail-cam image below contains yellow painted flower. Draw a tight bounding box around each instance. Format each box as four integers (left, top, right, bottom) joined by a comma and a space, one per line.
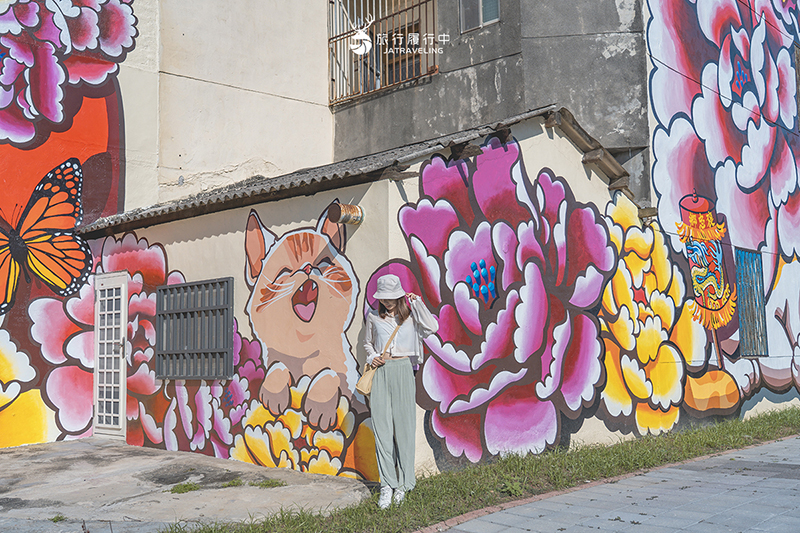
599, 194, 706, 434
230, 376, 377, 480
0, 328, 58, 446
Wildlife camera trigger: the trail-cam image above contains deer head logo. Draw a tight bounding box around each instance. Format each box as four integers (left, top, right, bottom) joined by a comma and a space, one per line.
349, 14, 374, 56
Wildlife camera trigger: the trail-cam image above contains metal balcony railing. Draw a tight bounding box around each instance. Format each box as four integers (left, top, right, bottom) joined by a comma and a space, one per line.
329, 0, 439, 105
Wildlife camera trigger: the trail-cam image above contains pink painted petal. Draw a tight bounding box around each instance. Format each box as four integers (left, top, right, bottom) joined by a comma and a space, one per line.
452, 283, 481, 336
715, 160, 770, 251
535, 170, 566, 241
102, 234, 167, 287
410, 236, 442, 307
67, 6, 100, 50
776, 48, 797, 128
424, 334, 472, 373
420, 155, 473, 226
63, 53, 117, 85
29, 297, 77, 364
472, 137, 533, 226
97, 0, 137, 57
769, 133, 798, 206
212, 400, 233, 445
696, 0, 743, 47
164, 398, 178, 451
436, 303, 475, 349
431, 411, 484, 462
777, 193, 800, 257
513, 263, 546, 363
566, 207, 615, 283
65, 279, 95, 325
472, 290, 519, 369
399, 198, 460, 257
559, 313, 603, 412
449, 368, 527, 414
175, 383, 193, 440
128, 363, 158, 395
46, 366, 93, 433
652, 117, 717, 254
139, 401, 163, 444
692, 65, 749, 169
0, 105, 35, 143
421, 357, 497, 411
485, 388, 557, 455
569, 266, 605, 308
28, 41, 65, 123
491, 222, 521, 291
535, 310, 572, 401
515, 220, 544, 274
65, 330, 94, 368
443, 222, 496, 291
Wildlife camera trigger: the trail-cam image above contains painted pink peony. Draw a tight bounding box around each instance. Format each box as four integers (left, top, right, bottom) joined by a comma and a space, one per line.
28, 232, 182, 443
162, 319, 265, 458
366, 136, 616, 462
0, 0, 137, 145
649, 0, 792, 272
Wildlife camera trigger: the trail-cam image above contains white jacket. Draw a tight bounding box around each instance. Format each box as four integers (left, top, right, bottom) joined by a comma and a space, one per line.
364, 298, 438, 366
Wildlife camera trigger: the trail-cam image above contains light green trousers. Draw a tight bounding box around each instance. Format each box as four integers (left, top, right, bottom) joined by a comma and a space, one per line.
371, 357, 416, 491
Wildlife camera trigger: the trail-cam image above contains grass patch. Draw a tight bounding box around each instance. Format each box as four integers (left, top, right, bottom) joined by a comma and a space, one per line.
160, 407, 800, 533
223, 478, 244, 488
171, 481, 201, 494
249, 479, 286, 489
50, 513, 66, 523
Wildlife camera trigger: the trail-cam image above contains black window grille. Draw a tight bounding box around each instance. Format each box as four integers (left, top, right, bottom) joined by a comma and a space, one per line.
155, 277, 234, 379
735, 249, 768, 357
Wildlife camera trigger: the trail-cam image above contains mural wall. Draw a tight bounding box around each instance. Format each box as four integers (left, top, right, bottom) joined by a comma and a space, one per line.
0, 0, 136, 446
3, 0, 800, 483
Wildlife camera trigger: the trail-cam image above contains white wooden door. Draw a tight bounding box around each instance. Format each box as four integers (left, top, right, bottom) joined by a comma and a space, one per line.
93, 272, 127, 438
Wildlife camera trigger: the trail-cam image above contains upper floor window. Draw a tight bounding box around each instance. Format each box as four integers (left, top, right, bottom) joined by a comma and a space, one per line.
329, 0, 439, 105
460, 0, 499, 33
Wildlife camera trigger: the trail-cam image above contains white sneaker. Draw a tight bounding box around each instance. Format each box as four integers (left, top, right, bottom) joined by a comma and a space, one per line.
393, 489, 405, 504
378, 486, 393, 509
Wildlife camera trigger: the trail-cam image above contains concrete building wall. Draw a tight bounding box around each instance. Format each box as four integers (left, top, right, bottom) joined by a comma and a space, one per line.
333, 0, 651, 204
121, 0, 334, 209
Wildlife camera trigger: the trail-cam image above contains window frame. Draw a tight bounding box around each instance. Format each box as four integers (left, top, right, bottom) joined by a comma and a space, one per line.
459, 0, 499, 34
155, 277, 234, 380
734, 248, 769, 358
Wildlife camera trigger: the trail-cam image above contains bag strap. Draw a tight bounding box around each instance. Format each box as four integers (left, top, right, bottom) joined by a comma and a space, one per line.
381, 322, 402, 356
369, 322, 402, 369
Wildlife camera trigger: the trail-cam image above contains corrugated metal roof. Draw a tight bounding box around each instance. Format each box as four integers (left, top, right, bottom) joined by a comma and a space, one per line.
78, 105, 628, 237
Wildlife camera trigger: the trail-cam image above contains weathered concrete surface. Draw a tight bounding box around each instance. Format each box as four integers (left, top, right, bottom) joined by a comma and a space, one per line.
439, 437, 800, 533
0, 437, 370, 532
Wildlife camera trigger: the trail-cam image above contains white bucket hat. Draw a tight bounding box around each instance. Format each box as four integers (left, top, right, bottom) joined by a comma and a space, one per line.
373, 274, 406, 300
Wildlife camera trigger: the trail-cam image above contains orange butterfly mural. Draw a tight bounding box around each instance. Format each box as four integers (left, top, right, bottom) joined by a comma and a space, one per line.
0, 158, 92, 315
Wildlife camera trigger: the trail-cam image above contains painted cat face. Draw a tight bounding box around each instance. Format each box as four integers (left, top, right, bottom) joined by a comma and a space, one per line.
244, 204, 357, 355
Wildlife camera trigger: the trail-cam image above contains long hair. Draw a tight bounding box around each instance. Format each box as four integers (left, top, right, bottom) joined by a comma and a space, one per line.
379, 296, 411, 323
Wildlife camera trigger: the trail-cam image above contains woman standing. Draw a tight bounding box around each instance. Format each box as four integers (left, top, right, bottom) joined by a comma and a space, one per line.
364, 274, 438, 509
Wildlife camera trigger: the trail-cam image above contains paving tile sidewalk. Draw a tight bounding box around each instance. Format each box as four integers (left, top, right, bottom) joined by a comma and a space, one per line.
432, 437, 800, 533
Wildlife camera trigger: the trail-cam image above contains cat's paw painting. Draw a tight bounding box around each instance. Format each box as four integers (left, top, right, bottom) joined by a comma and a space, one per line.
303, 370, 341, 431
260, 364, 292, 416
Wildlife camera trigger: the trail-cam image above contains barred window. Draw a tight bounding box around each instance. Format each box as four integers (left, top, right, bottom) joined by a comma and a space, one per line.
735, 249, 768, 357
155, 277, 234, 379
329, 0, 438, 104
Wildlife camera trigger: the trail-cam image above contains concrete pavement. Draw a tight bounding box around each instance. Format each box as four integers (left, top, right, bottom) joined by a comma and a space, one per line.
434, 437, 800, 533
0, 437, 370, 533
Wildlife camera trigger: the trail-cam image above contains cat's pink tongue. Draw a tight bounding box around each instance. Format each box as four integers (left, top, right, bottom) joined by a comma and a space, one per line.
294, 302, 316, 322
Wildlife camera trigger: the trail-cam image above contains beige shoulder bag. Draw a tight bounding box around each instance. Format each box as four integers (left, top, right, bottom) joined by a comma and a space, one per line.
356, 322, 402, 396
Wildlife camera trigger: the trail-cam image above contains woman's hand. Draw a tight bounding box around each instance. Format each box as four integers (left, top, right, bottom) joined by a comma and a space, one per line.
372, 356, 386, 367
406, 292, 420, 303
